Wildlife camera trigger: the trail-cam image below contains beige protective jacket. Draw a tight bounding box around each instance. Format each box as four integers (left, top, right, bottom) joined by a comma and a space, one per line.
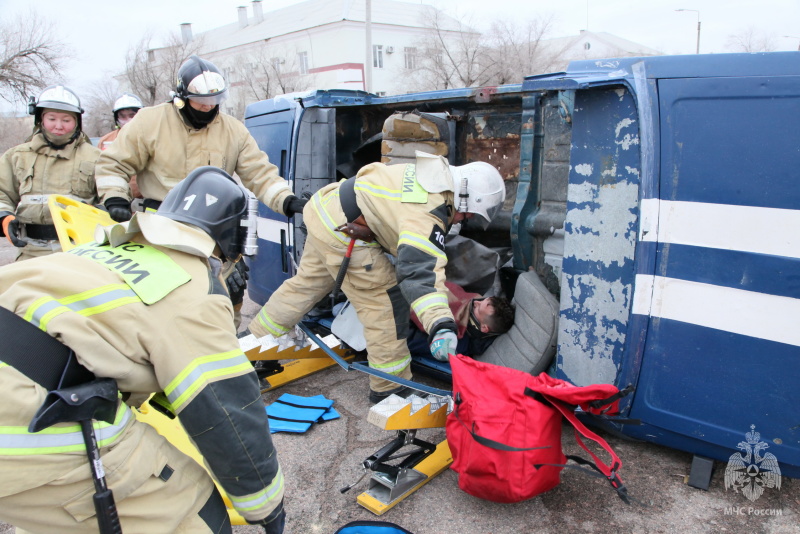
352, 162, 457, 333
0, 213, 283, 525
94, 103, 292, 213
0, 132, 99, 225
308, 162, 457, 334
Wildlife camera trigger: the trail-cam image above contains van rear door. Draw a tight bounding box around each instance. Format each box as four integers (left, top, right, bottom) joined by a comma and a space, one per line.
631, 73, 800, 475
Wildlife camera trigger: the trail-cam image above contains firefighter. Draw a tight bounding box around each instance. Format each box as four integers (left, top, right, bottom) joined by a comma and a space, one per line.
247, 152, 505, 402
97, 93, 145, 198
0, 167, 285, 533
94, 55, 305, 222
0, 85, 100, 262
93, 55, 306, 323
97, 93, 144, 151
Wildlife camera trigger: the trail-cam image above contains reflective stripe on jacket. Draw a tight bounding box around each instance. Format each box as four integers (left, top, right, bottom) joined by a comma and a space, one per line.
94, 103, 292, 214
306, 162, 457, 334
0, 132, 99, 225
0, 231, 283, 522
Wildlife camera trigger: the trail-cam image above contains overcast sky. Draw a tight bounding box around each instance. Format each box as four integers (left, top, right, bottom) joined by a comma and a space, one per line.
2, 0, 799, 113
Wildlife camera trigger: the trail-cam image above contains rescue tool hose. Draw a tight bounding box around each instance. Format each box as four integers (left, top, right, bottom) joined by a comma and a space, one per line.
297, 321, 451, 398
80, 420, 123, 534
332, 238, 356, 301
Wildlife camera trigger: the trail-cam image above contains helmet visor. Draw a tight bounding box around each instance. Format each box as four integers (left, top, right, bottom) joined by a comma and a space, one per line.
187, 93, 228, 106
469, 188, 505, 230
479, 201, 503, 229
186, 71, 227, 105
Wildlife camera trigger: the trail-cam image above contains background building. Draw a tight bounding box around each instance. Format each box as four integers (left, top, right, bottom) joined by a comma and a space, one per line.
142, 0, 465, 117
129, 0, 660, 118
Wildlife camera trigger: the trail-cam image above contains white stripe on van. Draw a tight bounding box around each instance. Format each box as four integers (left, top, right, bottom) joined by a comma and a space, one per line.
257, 217, 292, 246
632, 274, 800, 347
639, 200, 800, 259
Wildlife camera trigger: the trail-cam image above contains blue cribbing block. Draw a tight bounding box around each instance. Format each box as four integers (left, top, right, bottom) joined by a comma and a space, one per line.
266, 403, 326, 423
268, 419, 313, 434
277, 393, 334, 410
311, 395, 341, 421
320, 407, 340, 421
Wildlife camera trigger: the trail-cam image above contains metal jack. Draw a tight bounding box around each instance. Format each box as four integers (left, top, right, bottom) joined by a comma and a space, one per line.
361, 429, 437, 506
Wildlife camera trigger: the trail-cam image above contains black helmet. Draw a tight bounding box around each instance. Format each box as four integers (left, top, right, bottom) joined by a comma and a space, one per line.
175, 55, 228, 106
157, 167, 251, 261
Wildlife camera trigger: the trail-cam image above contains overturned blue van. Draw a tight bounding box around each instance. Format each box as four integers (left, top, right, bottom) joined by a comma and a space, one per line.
243, 52, 800, 478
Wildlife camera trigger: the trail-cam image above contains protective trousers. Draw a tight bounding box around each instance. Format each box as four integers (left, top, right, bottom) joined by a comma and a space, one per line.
0, 417, 227, 534
255, 232, 412, 393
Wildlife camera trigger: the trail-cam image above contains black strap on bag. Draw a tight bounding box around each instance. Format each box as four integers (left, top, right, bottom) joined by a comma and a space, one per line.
452, 392, 552, 453
523, 387, 642, 505
587, 384, 636, 413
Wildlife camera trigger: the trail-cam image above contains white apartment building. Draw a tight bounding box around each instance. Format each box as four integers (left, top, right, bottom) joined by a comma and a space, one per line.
171, 0, 465, 115
139, 1, 661, 116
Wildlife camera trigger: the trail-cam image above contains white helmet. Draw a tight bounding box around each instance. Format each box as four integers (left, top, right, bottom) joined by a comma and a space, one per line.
28, 85, 85, 147
29, 85, 83, 117
29, 85, 83, 129
113, 93, 143, 113
112, 93, 143, 126
450, 162, 505, 229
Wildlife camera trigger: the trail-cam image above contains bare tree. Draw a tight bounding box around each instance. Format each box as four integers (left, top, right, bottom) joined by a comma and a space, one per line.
483, 16, 559, 85
0, 9, 70, 105
227, 44, 316, 118
0, 114, 34, 153
82, 78, 119, 138
231, 44, 314, 101
122, 32, 204, 106
726, 26, 777, 53
400, 7, 495, 93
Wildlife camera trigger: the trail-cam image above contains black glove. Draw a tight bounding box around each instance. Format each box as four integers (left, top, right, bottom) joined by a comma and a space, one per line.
1, 213, 27, 247
104, 197, 133, 222
282, 195, 308, 218
226, 260, 249, 306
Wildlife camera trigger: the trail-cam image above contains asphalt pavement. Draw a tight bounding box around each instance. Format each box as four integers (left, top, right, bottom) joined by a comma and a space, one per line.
0, 239, 797, 534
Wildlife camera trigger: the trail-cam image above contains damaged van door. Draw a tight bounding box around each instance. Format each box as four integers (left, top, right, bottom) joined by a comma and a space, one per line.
243, 52, 800, 480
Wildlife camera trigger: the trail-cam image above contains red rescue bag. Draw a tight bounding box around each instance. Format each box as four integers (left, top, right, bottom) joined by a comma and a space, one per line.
446, 354, 634, 504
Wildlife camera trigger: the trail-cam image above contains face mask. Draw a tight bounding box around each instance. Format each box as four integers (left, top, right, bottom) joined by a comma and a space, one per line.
41, 129, 77, 149
180, 104, 219, 129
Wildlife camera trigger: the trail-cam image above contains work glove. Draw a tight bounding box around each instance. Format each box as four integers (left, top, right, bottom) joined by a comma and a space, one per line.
226, 260, 249, 305
104, 197, 133, 222
430, 329, 458, 361
1, 214, 27, 247
282, 195, 308, 218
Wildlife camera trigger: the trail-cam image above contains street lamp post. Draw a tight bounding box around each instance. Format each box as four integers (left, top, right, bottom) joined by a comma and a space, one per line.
676, 9, 701, 54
